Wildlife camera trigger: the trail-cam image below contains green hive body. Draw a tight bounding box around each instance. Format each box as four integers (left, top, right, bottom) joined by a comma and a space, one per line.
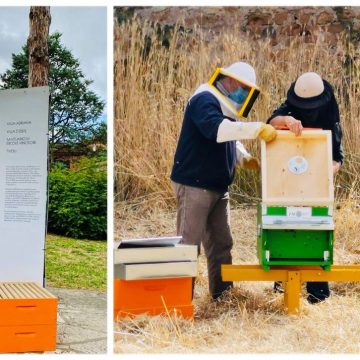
257, 204, 333, 271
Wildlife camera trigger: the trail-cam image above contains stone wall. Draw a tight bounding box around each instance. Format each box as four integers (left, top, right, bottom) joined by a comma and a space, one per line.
115, 6, 360, 47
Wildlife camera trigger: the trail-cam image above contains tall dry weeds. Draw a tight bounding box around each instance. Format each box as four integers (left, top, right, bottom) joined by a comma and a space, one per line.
114, 19, 360, 211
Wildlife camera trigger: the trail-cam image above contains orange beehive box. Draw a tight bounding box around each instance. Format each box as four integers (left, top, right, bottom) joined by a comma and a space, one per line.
0, 282, 57, 353
114, 277, 194, 320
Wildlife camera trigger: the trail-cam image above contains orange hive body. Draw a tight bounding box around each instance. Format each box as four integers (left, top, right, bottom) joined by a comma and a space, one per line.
0, 282, 57, 353
114, 277, 194, 320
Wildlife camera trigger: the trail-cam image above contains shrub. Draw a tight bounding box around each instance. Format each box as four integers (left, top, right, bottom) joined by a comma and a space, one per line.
48, 155, 107, 240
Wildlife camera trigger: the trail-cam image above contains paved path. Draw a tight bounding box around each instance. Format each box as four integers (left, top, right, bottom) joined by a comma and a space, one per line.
48, 287, 107, 354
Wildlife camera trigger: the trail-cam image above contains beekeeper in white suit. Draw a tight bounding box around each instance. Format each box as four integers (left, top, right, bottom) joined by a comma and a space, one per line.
171, 62, 276, 300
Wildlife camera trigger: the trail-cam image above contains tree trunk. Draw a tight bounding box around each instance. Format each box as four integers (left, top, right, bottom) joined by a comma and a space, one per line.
28, 6, 51, 87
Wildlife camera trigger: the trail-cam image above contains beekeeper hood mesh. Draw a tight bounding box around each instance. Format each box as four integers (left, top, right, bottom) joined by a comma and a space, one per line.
207, 62, 260, 118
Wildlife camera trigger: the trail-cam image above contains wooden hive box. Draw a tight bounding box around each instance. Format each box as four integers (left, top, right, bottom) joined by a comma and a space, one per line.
261, 130, 334, 207
114, 239, 197, 320
258, 129, 335, 270
0, 282, 57, 353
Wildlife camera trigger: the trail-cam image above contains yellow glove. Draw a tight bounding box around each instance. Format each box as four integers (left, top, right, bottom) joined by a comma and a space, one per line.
257, 124, 277, 142
243, 156, 261, 171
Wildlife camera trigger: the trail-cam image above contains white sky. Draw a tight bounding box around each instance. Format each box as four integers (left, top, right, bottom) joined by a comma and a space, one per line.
0, 6, 107, 116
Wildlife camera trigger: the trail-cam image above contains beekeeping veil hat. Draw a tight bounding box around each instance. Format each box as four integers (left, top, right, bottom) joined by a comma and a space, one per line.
221, 62, 257, 87
208, 62, 260, 118
191, 62, 260, 119
287, 72, 331, 109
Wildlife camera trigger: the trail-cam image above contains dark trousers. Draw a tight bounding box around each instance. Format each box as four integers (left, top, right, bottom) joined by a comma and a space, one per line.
173, 182, 233, 299
307, 282, 330, 302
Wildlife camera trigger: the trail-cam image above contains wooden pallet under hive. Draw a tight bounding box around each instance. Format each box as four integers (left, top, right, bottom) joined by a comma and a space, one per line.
0, 282, 57, 353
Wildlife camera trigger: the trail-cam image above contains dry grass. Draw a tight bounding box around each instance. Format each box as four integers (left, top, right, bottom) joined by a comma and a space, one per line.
115, 296, 360, 353
114, 202, 360, 353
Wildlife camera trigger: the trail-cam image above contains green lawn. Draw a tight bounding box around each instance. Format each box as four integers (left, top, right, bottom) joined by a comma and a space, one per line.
45, 234, 107, 291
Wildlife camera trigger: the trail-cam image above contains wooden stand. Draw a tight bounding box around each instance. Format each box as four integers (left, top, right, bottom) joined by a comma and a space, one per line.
222, 264, 360, 315
0, 282, 57, 353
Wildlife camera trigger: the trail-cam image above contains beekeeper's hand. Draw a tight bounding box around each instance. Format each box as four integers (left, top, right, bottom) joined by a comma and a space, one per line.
284, 116, 303, 136
257, 123, 277, 142
243, 156, 261, 171
333, 161, 340, 175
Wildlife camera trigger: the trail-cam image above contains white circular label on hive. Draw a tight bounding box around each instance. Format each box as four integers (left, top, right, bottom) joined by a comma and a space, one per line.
288, 156, 308, 174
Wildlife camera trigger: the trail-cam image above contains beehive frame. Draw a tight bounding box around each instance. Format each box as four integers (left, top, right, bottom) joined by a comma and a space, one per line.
261, 130, 334, 207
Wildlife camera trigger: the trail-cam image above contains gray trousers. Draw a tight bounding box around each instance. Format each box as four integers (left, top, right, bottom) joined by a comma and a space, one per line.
172, 182, 233, 298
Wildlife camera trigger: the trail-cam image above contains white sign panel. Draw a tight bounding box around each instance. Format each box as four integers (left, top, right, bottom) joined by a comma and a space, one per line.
0, 87, 49, 285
